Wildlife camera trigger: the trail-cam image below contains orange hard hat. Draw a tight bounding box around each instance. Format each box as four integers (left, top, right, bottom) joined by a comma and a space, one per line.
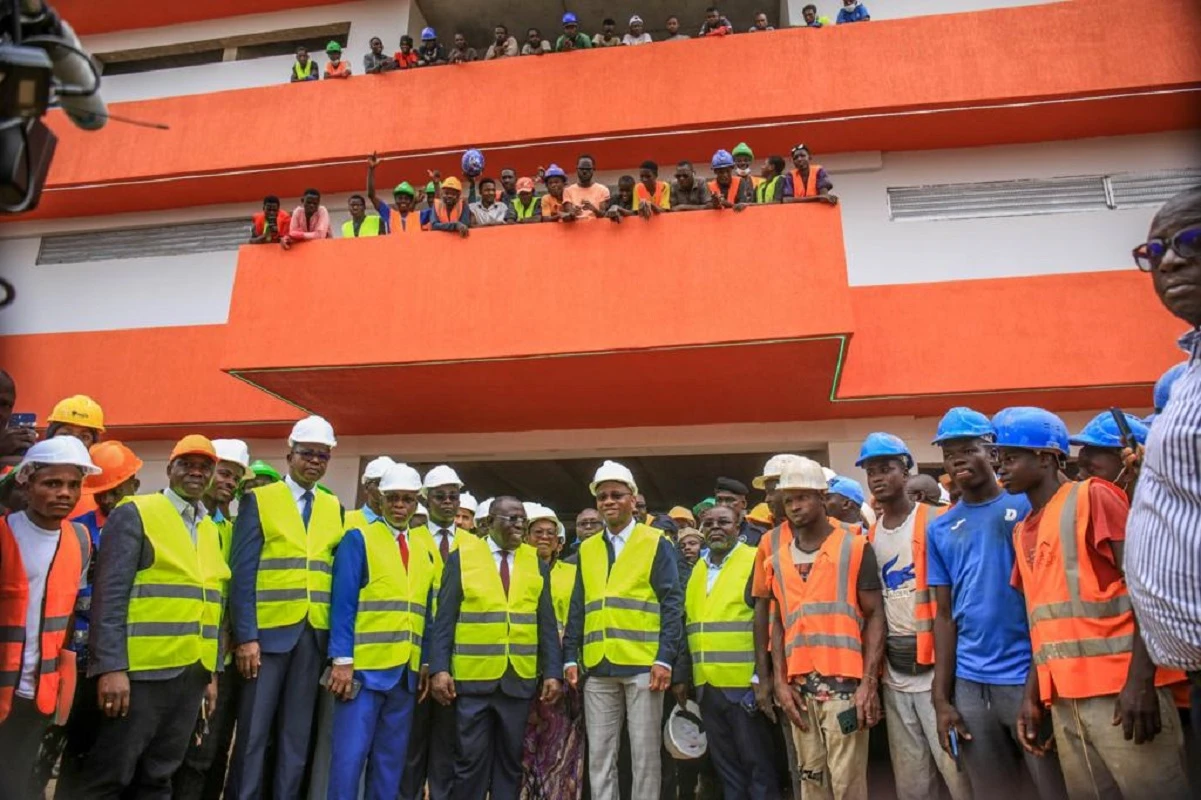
84, 441, 143, 494
170, 434, 217, 463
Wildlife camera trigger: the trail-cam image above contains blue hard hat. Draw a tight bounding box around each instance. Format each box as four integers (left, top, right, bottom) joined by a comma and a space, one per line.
711, 149, 735, 170
1070, 412, 1149, 449
855, 432, 913, 468
421, 27, 436, 41
932, 407, 994, 445
461, 148, 485, 177
1153, 361, 1188, 411
562, 12, 578, 25
544, 164, 567, 180
992, 407, 1070, 455
827, 476, 866, 507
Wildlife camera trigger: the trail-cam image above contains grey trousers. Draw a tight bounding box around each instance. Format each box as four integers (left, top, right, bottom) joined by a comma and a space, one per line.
583, 672, 662, 800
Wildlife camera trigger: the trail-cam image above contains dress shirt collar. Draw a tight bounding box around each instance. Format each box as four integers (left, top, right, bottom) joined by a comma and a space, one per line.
1179, 328, 1201, 363
284, 474, 314, 503
163, 487, 207, 522
383, 517, 408, 541
360, 505, 381, 524
704, 542, 742, 572
605, 517, 636, 543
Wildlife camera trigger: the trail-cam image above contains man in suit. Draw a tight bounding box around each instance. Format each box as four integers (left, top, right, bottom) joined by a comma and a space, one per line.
429, 496, 563, 800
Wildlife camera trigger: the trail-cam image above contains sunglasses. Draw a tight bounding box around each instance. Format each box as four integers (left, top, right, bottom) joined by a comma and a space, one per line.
493, 513, 528, 527
1132, 224, 1201, 272
596, 491, 631, 502
293, 449, 330, 463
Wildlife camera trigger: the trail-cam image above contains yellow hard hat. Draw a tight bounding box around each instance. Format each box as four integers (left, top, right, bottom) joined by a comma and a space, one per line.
48, 394, 105, 432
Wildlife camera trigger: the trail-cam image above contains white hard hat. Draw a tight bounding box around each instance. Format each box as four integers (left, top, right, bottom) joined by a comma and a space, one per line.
525, 503, 566, 540
422, 465, 463, 494
17, 437, 101, 479
288, 415, 337, 447
821, 466, 837, 483
212, 439, 250, 469
664, 700, 707, 760
459, 492, 479, 514
379, 463, 422, 493
589, 460, 638, 496
860, 503, 877, 528
476, 497, 494, 521
414, 503, 428, 516
752, 454, 802, 490
362, 456, 396, 484
778, 457, 829, 492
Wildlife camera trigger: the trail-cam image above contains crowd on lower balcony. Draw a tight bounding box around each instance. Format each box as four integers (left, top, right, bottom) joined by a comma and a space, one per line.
248, 143, 837, 246
287, 3, 870, 82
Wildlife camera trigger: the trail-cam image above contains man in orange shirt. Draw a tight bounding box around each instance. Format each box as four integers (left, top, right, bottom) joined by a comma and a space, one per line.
995, 406, 1190, 800
540, 165, 569, 222
563, 155, 610, 220
323, 42, 351, 78
634, 161, 671, 218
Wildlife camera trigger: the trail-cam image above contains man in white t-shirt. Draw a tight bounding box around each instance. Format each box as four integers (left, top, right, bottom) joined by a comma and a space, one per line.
0, 438, 97, 799
856, 433, 971, 800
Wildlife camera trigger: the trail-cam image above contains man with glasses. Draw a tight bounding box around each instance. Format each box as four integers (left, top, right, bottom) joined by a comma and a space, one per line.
228, 416, 343, 800
563, 460, 684, 800
670, 161, 713, 212
429, 497, 562, 799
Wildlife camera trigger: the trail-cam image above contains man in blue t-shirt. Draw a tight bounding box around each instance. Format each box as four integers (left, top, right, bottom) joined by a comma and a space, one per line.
926, 408, 1068, 800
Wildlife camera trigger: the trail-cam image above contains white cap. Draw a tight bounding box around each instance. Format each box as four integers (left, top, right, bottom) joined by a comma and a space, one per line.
459, 492, 479, 514
476, 497, 494, 521
526, 503, 566, 540
362, 456, 396, 484
288, 415, 337, 447
589, 460, 638, 496
630, 14, 643, 25
777, 457, 829, 492
17, 437, 101, 479
212, 439, 250, 469
414, 503, 428, 516
379, 462, 422, 492
422, 465, 463, 495
753, 454, 803, 490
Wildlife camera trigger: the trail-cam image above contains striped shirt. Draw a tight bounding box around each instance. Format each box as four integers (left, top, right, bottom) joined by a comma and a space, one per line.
1126, 328, 1201, 671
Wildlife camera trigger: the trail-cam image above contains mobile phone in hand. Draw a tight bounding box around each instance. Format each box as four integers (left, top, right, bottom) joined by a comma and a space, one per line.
8, 412, 35, 429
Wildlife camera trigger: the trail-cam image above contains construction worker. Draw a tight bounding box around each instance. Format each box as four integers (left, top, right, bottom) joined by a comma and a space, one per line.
855, 433, 969, 800
707, 149, 755, 210
926, 407, 1067, 800
228, 416, 342, 800
825, 475, 866, 526
996, 407, 1190, 800
429, 496, 562, 799
562, 460, 683, 800
732, 141, 761, 188
0, 438, 96, 800
80, 435, 230, 797
342, 195, 381, 237
676, 503, 780, 799
474, 497, 493, 534
782, 144, 836, 205
752, 457, 885, 800
715, 476, 766, 545
242, 459, 281, 493
401, 464, 472, 800
173, 438, 249, 800
457, 492, 478, 531
46, 394, 105, 447
751, 453, 803, 527
1070, 412, 1148, 489
345, 456, 395, 534
327, 462, 436, 800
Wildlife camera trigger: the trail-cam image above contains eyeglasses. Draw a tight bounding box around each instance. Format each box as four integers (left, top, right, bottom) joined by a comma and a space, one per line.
293, 449, 330, 463
428, 490, 459, 502
577, 519, 603, 529
596, 491, 631, 502
493, 513, 528, 527
1133, 225, 1201, 272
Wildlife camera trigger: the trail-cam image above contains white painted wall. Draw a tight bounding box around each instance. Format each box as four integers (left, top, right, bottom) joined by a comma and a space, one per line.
780, 0, 1062, 26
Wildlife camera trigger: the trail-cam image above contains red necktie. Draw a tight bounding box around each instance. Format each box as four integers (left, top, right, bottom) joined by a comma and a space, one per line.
398, 533, 410, 570
499, 551, 511, 596
439, 529, 451, 561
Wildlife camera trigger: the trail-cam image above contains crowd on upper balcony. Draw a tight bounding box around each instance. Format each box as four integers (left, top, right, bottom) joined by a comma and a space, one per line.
286, 2, 870, 81
248, 141, 837, 245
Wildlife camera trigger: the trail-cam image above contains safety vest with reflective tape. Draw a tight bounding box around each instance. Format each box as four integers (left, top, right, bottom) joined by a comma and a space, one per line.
550, 559, 577, 633
355, 521, 437, 671
789, 165, 823, 198
1012, 479, 1185, 703
867, 503, 944, 666
768, 520, 866, 680
0, 516, 85, 721
124, 494, 229, 673
452, 538, 543, 681
341, 216, 381, 238
685, 543, 756, 688
253, 481, 344, 631
580, 523, 662, 669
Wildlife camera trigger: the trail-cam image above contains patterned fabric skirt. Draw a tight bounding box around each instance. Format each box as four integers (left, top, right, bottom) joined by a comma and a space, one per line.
520, 684, 585, 799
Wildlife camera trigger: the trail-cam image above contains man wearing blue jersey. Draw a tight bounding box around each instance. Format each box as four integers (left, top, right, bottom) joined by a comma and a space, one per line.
926, 408, 1067, 800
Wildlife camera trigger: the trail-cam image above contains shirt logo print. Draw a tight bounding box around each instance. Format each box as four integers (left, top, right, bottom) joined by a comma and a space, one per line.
1005, 509, 1018, 521
950, 518, 966, 531
882, 555, 915, 591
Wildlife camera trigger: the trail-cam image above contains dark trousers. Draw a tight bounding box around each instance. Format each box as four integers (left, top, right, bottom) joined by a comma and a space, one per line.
173, 665, 241, 800
76, 663, 210, 799
227, 626, 323, 800
0, 696, 53, 800
700, 687, 781, 800
401, 694, 457, 800
53, 674, 103, 797
451, 691, 532, 800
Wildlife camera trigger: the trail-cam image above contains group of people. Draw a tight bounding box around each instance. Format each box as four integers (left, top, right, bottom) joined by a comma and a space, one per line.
0, 184, 1199, 800
249, 143, 836, 245
289, 3, 872, 80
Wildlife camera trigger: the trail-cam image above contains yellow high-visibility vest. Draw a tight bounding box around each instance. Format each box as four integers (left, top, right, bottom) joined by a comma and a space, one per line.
452, 538, 543, 681
354, 521, 437, 671
580, 523, 661, 668
684, 544, 756, 688
549, 559, 577, 632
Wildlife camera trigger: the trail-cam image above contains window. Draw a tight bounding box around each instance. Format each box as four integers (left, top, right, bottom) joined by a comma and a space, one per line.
37, 219, 250, 265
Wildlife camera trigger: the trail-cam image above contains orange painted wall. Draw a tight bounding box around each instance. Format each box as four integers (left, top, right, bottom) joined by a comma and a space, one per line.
56, 0, 350, 36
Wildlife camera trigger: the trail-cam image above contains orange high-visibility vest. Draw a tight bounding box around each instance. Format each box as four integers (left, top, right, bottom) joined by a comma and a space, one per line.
768, 521, 866, 680
634, 180, 670, 210
389, 208, 419, 235
1012, 479, 1186, 703
0, 516, 85, 721
706, 178, 743, 205
868, 503, 944, 665
789, 165, 823, 198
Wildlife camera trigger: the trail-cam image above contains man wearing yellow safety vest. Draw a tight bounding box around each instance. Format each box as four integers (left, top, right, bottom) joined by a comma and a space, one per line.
429, 496, 562, 800
856, 433, 970, 800
326, 463, 437, 800
228, 416, 343, 800
174, 438, 250, 800
674, 503, 780, 799
345, 456, 395, 534
342, 195, 382, 238
563, 460, 684, 800
80, 435, 230, 797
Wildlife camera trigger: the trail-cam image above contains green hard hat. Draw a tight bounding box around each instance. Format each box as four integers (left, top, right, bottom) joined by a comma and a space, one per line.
692, 496, 716, 518
393, 181, 416, 197
424, 181, 437, 193
732, 142, 754, 158
250, 460, 282, 481
326, 41, 342, 52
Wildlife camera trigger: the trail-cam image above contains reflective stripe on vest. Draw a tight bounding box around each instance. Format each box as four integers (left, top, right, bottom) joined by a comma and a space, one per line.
867, 503, 943, 665
633, 180, 670, 211
253, 481, 344, 631
452, 539, 542, 681
512, 196, 539, 220
684, 544, 756, 688
0, 517, 83, 721
341, 216, 381, 238
1013, 479, 1185, 702
756, 175, 781, 204
354, 521, 436, 671
790, 165, 822, 198
124, 495, 228, 673
580, 524, 662, 668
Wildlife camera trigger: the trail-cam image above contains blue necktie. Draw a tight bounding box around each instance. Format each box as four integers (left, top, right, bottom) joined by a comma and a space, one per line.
301, 490, 314, 529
